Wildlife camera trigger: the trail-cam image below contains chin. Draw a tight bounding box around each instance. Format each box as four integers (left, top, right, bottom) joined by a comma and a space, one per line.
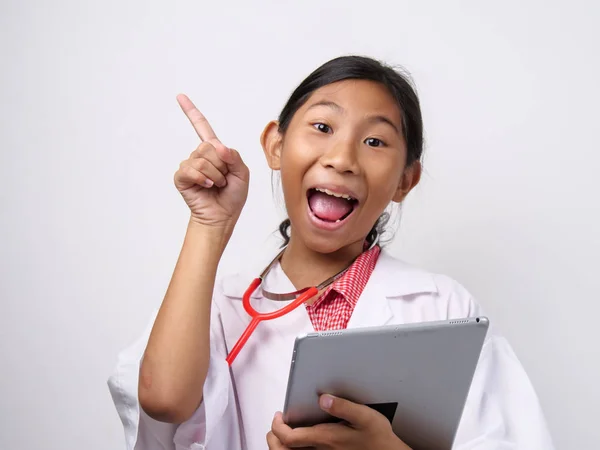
298, 232, 360, 255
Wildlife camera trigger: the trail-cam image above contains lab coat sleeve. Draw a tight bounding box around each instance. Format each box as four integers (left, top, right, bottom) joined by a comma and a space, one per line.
107, 300, 243, 450
453, 333, 555, 450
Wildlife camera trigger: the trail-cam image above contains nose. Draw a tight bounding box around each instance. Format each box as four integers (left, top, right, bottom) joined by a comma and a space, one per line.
319, 138, 360, 175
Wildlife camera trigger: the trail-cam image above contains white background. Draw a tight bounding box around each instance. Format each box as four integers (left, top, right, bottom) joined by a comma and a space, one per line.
1, 0, 598, 449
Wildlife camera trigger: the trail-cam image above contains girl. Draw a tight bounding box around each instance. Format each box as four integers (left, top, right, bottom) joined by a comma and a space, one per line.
109, 56, 554, 449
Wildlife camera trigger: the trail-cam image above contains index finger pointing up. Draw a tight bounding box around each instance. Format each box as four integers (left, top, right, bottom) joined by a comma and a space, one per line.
176, 94, 220, 143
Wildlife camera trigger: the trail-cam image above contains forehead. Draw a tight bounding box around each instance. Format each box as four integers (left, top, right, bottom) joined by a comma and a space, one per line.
302, 79, 403, 122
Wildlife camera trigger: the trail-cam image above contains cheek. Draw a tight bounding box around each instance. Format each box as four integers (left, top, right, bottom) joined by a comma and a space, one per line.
365, 155, 404, 199
278, 148, 308, 199
279, 151, 304, 184
279, 136, 317, 180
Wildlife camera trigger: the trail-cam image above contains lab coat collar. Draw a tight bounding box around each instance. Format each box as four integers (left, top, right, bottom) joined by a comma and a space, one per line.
346, 250, 438, 328
221, 249, 438, 301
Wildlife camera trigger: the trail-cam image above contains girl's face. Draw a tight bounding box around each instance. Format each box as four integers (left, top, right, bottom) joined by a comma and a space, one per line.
262, 79, 421, 254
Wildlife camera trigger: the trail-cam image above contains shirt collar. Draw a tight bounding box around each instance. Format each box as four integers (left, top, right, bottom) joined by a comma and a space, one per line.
310, 245, 382, 308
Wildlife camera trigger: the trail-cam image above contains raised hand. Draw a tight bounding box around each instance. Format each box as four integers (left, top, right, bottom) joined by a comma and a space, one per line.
174, 94, 250, 230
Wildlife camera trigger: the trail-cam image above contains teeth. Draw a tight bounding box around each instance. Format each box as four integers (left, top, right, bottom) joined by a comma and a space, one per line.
315, 187, 354, 200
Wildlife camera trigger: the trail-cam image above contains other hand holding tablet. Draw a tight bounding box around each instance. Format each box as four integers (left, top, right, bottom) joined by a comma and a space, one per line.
267, 394, 412, 450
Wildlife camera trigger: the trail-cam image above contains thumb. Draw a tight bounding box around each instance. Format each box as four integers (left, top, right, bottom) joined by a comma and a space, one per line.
319, 394, 374, 427
222, 147, 249, 181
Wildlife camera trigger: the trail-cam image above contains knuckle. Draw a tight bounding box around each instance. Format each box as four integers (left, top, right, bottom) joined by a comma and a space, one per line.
279, 436, 292, 447
192, 114, 208, 126
316, 425, 336, 444
183, 166, 200, 181
177, 166, 188, 178
266, 431, 282, 449
324, 431, 338, 445
209, 138, 226, 152
198, 141, 216, 153
364, 414, 378, 429
277, 431, 292, 446
197, 158, 210, 170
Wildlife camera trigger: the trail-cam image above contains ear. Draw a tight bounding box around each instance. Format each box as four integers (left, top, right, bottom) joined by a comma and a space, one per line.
261, 120, 283, 170
392, 161, 422, 203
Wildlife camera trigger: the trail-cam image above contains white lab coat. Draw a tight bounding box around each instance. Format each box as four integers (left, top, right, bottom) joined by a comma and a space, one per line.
108, 250, 554, 450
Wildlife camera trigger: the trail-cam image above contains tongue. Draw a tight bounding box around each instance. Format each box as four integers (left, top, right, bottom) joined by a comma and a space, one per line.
309, 191, 353, 222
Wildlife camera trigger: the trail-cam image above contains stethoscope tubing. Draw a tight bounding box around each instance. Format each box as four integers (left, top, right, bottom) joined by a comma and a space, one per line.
225, 279, 318, 365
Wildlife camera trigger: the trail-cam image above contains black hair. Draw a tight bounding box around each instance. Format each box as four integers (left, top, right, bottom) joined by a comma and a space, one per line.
276, 55, 424, 248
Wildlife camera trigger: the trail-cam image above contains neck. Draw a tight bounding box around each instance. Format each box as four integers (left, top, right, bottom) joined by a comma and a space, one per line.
280, 235, 366, 290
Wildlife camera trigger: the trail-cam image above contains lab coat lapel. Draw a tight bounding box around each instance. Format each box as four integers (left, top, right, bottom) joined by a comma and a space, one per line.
345, 250, 439, 329
346, 252, 394, 329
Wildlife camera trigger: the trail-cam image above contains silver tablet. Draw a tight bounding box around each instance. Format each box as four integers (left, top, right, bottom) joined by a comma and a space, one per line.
282, 317, 489, 450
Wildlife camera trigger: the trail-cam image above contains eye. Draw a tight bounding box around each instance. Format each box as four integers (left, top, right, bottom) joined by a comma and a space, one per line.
313, 123, 332, 134
365, 137, 385, 147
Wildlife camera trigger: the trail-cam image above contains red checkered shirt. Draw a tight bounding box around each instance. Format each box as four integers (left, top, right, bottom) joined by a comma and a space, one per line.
305, 245, 381, 331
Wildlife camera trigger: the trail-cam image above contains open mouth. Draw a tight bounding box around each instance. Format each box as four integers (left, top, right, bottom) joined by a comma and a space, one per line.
307, 188, 359, 223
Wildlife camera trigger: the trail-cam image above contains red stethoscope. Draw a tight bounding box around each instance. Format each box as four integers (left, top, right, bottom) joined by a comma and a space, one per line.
225, 239, 378, 365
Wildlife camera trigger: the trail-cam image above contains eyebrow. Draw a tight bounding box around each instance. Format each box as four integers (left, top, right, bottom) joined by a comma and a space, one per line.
306, 100, 401, 136
306, 100, 344, 113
